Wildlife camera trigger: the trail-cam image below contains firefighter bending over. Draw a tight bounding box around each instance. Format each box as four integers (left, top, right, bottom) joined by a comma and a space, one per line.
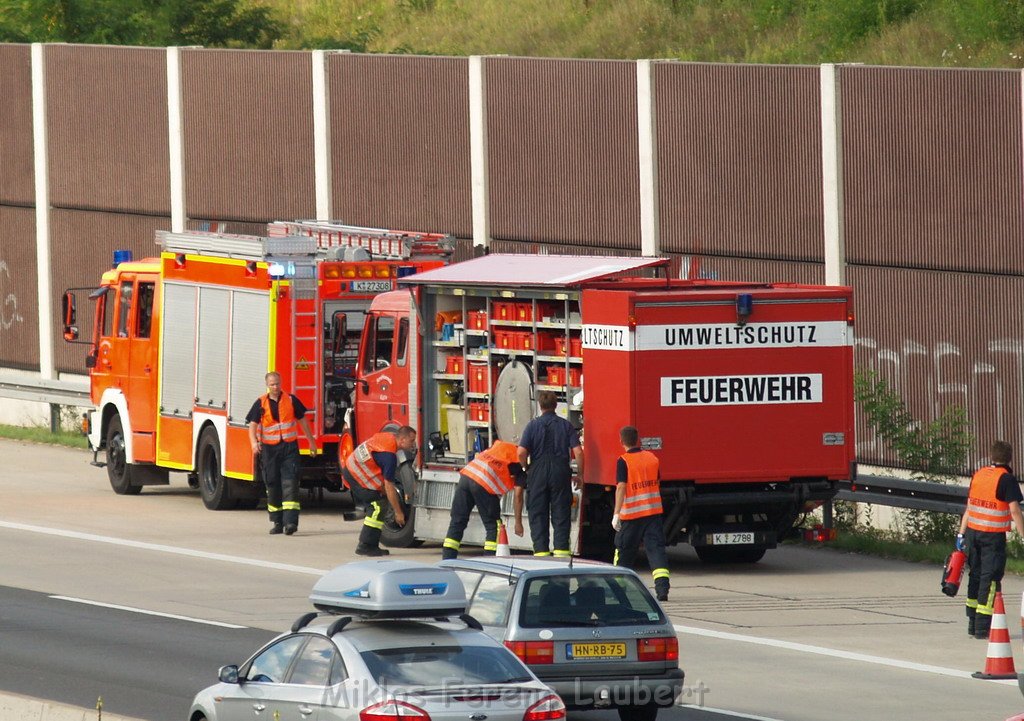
247, 371, 318, 536
959, 440, 1024, 638
344, 426, 418, 556
442, 440, 527, 559
612, 425, 670, 602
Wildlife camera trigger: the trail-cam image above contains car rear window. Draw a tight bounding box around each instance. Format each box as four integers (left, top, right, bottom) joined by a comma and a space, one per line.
360, 645, 532, 687
519, 573, 666, 627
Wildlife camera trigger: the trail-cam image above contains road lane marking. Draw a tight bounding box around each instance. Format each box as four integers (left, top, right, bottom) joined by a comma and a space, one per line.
50, 595, 248, 628
673, 624, 1016, 686
688, 707, 785, 721
0, 520, 328, 576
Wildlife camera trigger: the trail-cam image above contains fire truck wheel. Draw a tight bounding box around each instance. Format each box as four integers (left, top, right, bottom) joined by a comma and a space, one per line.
106, 415, 142, 495
617, 704, 659, 721
694, 546, 767, 564
197, 426, 238, 511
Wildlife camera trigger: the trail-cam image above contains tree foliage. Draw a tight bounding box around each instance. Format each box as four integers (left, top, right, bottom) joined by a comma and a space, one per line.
0, 0, 282, 47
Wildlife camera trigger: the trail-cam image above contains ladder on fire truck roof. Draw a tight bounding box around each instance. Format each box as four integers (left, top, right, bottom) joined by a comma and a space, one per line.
268, 220, 455, 261
156, 230, 319, 261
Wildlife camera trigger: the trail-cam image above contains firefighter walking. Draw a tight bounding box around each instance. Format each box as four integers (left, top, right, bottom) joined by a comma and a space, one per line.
442, 440, 527, 559
517, 391, 584, 557
612, 426, 670, 602
959, 440, 1024, 638
246, 372, 317, 535
344, 426, 418, 556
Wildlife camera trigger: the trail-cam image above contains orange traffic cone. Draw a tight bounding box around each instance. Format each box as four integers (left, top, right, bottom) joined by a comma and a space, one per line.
973, 591, 1017, 680
496, 522, 511, 557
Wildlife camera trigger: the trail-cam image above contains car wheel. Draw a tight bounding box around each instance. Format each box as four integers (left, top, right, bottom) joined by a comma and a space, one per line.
197, 426, 237, 510
106, 415, 142, 495
618, 704, 659, 721
381, 504, 420, 547
695, 545, 767, 564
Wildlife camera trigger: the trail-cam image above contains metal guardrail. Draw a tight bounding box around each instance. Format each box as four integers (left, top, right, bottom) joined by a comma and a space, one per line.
0, 376, 91, 406
836, 474, 968, 515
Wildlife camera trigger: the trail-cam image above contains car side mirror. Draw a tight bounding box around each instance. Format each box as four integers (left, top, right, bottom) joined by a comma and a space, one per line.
331, 311, 347, 355
62, 291, 78, 341
218, 665, 240, 684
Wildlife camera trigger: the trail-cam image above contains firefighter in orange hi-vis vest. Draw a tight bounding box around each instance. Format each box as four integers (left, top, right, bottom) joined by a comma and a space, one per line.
612, 425, 670, 602
959, 440, 1024, 638
343, 426, 418, 556
246, 372, 318, 536
442, 440, 527, 559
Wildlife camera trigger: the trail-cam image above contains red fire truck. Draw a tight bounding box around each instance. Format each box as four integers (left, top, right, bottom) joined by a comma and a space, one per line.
62, 222, 450, 509
349, 254, 855, 562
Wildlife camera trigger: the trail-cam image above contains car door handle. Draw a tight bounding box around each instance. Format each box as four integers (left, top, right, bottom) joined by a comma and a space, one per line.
252, 702, 266, 712
299, 706, 314, 716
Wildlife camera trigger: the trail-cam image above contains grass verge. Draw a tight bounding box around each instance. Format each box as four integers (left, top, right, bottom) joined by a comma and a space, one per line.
0, 424, 89, 449
806, 529, 1024, 575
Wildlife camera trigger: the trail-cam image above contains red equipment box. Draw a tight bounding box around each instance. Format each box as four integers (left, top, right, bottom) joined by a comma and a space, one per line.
445, 354, 464, 375
467, 310, 488, 330
468, 363, 495, 394
468, 401, 490, 423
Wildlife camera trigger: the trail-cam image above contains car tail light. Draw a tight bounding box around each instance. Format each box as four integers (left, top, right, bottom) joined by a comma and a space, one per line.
359, 700, 431, 721
637, 636, 678, 662
523, 694, 566, 721
505, 640, 555, 665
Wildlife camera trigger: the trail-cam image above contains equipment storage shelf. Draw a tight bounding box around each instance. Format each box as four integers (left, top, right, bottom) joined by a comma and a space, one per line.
422, 289, 583, 465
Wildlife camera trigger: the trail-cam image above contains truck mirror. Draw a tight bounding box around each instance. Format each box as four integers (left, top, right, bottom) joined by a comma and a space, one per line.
331, 311, 347, 354
62, 291, 78, 341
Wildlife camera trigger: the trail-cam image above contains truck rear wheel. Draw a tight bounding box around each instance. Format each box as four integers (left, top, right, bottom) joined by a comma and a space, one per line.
695, 546, 767, 564
106, 415, 142, 495
197, 426, 237, 510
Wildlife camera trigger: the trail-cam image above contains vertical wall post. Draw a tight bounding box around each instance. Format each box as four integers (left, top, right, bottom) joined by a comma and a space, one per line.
31, 43, 54, 380
312, 49, 333, 221
821, 63, 846, 286
469, 56, 491, 250
637, 59, 660, 258
167, 47, 187, 233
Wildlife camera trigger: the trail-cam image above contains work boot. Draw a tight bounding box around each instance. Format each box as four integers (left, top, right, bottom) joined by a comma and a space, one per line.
269, 524, 283, 535
355, 545, 390, 557
655, 580, 670, 603
967, 615, 976, 637
284, 524, 298, 536
975, 619, 991, 640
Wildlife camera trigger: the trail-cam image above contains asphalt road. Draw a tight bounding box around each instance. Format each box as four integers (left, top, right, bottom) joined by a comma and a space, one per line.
1, 438, 1023, 720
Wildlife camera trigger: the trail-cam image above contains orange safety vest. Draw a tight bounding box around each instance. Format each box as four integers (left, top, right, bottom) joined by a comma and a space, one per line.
345, 432, 398, 491
966, 466, 1012, 533
462, 441, 520, 496
259, 394, 298, 445
619, 450, 662, 520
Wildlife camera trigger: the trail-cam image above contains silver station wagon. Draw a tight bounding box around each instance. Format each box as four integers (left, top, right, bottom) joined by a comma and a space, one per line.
189, 560, 564, 721
439, 557, 684, 721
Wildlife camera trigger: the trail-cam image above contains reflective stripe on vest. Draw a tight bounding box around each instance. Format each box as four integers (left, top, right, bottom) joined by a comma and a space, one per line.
966, 466, 1011, 533
260, 394, 298, 445
345, 432, 398, 491
462, 441, 519, 495
619, 450, 662, 520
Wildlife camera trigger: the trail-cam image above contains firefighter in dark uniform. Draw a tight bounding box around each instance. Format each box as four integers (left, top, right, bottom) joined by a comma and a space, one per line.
612, 426, 670, 602
442, 440, 527, 559
247, 372, 317, 535
517, 390, 584, 557
344, 426, 417, 556
959, 440, 1024, 638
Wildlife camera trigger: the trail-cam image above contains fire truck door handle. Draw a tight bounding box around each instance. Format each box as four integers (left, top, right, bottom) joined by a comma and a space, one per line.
387, 404, 393, 421
143, 365, 151, 373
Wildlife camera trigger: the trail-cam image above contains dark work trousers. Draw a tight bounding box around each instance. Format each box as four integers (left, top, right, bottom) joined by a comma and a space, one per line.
346, 471, 388, 549
614, 514, 670, 595
965, 528, 1007, 634
442, 474, 501, 559
261, 441, 301, 527
527, 452, 573, 556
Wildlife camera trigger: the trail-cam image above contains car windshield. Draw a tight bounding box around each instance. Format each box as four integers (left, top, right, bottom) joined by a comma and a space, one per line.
519, 573, 666, 627
360, 645, 533, 688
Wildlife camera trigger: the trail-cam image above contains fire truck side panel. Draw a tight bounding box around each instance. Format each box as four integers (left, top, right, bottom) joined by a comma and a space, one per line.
157, 281, 199, 468
226, 287, 274, 477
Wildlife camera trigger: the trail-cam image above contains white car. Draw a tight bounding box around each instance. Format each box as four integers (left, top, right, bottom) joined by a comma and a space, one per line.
189, 560, 564, 721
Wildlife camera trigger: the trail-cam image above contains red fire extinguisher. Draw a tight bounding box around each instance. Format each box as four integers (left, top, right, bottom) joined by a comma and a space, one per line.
942, 549, 967, 597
